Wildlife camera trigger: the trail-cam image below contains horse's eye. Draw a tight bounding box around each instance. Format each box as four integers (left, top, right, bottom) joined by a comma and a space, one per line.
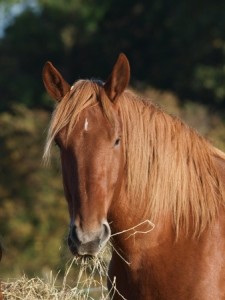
54, 140, 61, 148
114, 138, 121, 147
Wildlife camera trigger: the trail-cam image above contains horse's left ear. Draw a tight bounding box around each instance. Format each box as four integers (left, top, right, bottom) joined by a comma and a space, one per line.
42, 61, 71, 102
104, 53, 130, 103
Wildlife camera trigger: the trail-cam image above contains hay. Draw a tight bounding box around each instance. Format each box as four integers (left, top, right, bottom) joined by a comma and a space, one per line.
1, 246, 112, 300
1, 268, 108, 300
1, 220, 155, 300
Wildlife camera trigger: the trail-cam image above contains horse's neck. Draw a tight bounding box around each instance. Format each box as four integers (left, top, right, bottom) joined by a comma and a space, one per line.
110, 189, 225, 281
109, 149, 225, 258
109, 180, 173, 259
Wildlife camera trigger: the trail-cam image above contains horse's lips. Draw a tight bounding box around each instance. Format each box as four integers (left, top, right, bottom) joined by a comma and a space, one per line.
68, 235, 108, 257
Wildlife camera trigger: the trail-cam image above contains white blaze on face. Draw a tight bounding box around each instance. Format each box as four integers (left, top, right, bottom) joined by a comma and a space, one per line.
84, 118, 89, 131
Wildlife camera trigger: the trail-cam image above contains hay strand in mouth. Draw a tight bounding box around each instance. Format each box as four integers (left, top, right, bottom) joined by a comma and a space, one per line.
111, 219, 155, 239
107, 219, 155, 266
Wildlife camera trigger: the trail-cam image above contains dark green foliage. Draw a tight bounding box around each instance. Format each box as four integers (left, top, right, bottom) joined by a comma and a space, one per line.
0, 105, 69, 276
1, 0, 225, 110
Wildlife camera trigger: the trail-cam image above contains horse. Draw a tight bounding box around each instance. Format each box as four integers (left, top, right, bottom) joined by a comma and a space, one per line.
42, 53, 225, 299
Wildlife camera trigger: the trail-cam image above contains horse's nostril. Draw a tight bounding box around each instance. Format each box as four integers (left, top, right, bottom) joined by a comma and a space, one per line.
68, 221, 111, 256
101, 222, 111, 242
69, 225, 80, 244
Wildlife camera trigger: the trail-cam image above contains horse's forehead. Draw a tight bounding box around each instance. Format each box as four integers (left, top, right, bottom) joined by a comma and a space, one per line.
79, 105, 108, 129
84, 118, 89, 131
71, 105, 114, 139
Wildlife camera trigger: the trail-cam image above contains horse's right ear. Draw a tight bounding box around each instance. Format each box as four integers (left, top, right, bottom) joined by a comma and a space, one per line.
104, 53, 130, 103
42, 61, 71, 102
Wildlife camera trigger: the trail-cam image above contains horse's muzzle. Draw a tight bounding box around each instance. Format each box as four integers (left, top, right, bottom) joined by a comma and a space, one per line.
68, 222, 111, 256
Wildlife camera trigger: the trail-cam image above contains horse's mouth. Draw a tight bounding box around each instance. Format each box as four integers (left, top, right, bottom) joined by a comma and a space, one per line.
68, 244, 94, 261
68, 235, 104, 257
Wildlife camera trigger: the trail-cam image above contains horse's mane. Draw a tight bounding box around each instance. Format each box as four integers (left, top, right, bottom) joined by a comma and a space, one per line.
44, 80, 225, 237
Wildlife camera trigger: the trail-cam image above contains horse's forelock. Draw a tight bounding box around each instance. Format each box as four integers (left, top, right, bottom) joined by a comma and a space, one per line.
43, 80, 116, 164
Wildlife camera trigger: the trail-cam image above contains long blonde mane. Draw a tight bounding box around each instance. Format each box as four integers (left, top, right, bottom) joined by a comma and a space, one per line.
44, 80, 225, 236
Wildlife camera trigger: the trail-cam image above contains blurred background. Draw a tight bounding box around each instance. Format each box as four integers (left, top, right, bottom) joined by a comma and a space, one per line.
1, 0, 225, 278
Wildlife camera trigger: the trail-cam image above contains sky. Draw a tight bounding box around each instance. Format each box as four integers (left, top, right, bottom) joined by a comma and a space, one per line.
0, 0, 38, 37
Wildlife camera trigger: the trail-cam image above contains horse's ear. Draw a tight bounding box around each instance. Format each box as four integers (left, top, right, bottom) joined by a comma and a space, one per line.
104, 53, 130, 103
42, 61, 71, 102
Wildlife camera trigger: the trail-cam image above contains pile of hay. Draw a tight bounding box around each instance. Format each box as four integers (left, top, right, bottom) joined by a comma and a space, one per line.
2, 275, 109, 299
2, 276, 75, 300
1, 252, 111, 300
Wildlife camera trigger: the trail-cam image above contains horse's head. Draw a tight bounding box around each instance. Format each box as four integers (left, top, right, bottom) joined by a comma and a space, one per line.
43, 54, 130, 256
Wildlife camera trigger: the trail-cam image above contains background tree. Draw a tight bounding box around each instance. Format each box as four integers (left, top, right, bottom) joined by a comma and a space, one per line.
1, 0, 225, 277
1, 0, 225, 111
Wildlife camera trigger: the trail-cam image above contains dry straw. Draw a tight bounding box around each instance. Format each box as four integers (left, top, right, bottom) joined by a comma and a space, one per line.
1, 254, 108, 300
1, 250, 108, 300
1, 219, 156, 299
1, 248, 124, 300
1, 245, 122, 299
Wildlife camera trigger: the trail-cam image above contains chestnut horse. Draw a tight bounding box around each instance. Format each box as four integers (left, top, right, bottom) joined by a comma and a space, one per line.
43, 54, 225, 299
